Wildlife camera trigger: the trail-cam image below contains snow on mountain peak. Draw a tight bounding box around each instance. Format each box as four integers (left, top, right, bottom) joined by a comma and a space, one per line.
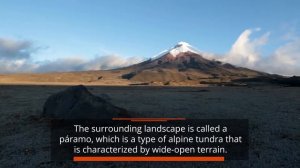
174, 41, 192, 47
151, 41, 201, 60
169, 41, 199, 57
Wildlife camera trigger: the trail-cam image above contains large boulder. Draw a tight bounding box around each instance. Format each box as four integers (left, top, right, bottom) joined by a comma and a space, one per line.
42, 85, 129, 119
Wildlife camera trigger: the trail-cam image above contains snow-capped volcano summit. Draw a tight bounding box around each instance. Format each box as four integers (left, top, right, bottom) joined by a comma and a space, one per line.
174, 41, 191, 47
169, 41, 200, 57
152, 41, 201, 59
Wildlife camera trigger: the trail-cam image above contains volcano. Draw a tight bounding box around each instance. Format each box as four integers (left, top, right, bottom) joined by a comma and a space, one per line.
120, 42, 267, 85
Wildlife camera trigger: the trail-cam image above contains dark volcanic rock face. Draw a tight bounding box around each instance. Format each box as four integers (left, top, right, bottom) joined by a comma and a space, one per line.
42, 85, 129, 119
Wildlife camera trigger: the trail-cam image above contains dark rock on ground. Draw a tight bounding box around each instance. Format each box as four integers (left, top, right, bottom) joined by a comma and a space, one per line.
42, 85, 129, 119
97, 93, 111, 101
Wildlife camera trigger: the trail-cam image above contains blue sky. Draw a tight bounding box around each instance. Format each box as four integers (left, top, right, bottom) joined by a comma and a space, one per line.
0, 0, 300, 74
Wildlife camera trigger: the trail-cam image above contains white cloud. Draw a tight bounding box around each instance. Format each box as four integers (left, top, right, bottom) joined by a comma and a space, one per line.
0, 37, 37, 60
0, 38, 38, 73
0, 37, 143, 73
220, 28, 270, 67
260, 38, 300, 75
34, 55, 143, 73
82, 55, 143, 71
209, 28, 300, 76
0, 59, 37, 73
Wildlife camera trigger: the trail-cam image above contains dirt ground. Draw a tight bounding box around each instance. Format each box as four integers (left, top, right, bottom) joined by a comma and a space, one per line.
0, 85, 299, 168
